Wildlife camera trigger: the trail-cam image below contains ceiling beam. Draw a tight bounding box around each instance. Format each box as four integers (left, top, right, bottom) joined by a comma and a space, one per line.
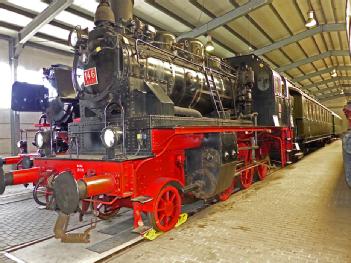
276, 50, 349, 72
177, 0, 272, 40
15, 0, 73, 57
253, 23, 345, 56
303, 76, 351, 90
292, 66, 351, 83
319, 92, 351, 102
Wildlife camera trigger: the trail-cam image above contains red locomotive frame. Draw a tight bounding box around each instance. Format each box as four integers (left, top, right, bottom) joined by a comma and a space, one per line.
2, 125, 292, 236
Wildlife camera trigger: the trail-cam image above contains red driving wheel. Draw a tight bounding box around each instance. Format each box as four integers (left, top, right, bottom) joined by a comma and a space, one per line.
257, 164, 268, 181
238, 141, 254, 189
240, 167, 254, 189
149, 184, 181, 232
219, 180, 235, 201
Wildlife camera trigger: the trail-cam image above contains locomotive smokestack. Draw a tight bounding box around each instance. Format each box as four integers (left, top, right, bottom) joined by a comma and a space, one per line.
94, 0, 115, 26
110, 0, 134, 24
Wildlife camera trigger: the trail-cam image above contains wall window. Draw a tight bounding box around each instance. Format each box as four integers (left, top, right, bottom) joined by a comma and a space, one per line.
0, 62, 12, 109
0, 66, 44, 109
17, 67, 43, 85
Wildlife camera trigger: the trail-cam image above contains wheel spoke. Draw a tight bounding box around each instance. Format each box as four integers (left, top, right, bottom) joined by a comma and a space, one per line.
170, 192, 176, 202
159, 214, 166, 224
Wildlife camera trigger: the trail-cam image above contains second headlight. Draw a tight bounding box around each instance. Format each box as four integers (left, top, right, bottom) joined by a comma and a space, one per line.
101, 127, 122, 148
34, 131, 51, 149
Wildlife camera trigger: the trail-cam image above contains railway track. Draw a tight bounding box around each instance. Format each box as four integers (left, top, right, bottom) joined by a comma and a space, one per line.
0, 167, 280, 262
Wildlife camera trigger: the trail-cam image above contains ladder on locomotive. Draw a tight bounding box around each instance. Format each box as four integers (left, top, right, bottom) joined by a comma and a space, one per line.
203, 66, 226, 119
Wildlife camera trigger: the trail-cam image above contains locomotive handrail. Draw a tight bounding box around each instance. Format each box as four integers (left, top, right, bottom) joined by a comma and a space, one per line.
134, 38, 238, 80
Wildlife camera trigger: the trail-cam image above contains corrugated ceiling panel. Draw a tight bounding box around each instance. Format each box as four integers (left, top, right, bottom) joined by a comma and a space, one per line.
134, 1, 190, 33
310, 75, 323, 82
310, 87, 319, 92
299, 63, 316, 74
264, 49, 291, 66
340, 32, 349, 50
297, 37, 316, 56
324, 57, 333, 67
322, 32, 334, 50
337, 56, 345, 65
286, 68, 303, 78
247, 5, 289, 41
334, 0, 347, 23
300, 79, 312, 86
210, 27, 248, 53
227, 17, 271, 48
312, 60, 326, 70
156, 0, 206, 26
319, 0, 334, 23
197, 0, 234, 17
330, 32, 341, 49
272, 0, 304, 33
321, 72, 332, 79
281, 42, 305, 61
313, 34, 327, 53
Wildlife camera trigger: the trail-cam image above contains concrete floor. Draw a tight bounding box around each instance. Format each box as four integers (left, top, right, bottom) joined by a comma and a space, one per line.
103, 140, 351, 263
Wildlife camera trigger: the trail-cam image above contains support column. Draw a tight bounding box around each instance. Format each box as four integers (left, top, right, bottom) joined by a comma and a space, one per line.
9, 38, 20, 156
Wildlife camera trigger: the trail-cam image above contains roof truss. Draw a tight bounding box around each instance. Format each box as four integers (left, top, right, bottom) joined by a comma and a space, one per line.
177, 0, 272, 40
292, 66, 351, 83
303, 76, 351, 90
15, 0, 73, 57
253, 23, 345, 56
276, 50, 349, 73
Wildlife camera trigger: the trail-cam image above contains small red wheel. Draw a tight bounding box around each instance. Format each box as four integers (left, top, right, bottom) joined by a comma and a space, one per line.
239, 167, 254, 189
257, 164, 268, 181
219, 180, 235, 201
149, 184, 181, 232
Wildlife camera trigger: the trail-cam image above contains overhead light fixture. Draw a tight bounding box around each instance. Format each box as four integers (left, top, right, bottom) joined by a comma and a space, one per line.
305, 10, 317, 28
205, 35, 215, 53
331, 69, 337, 78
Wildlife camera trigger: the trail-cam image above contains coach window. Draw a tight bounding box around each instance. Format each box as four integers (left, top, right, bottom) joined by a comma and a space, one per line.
282, 80, 286, 98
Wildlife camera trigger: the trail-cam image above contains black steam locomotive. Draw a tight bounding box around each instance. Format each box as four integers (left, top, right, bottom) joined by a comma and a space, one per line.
0, 0, 341, 242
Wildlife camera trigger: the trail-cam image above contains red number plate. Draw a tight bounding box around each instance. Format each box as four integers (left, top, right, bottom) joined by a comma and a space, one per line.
84, 67, 98, 86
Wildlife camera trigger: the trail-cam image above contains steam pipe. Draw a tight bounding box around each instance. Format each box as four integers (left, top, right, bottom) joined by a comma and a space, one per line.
174, 106, 202, 118
0, 167, 40, 194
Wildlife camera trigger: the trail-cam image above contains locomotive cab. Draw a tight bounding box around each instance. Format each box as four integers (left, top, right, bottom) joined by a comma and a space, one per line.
228, 55, 291, 127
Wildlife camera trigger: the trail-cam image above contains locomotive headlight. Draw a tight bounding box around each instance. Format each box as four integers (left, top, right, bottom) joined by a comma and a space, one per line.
101, 127, 122, 148
34, 131, 51, 149
68, 29, 79, 47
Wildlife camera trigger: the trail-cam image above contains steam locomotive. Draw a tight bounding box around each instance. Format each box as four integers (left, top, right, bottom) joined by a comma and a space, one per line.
0, 0, 341, 242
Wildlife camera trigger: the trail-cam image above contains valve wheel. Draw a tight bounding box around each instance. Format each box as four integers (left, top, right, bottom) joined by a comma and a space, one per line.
239, 167, 254, 189
257, 164, 268, 181
218, 180, 235, 201
33, 178, 52, 206
149, 184, 181, 232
